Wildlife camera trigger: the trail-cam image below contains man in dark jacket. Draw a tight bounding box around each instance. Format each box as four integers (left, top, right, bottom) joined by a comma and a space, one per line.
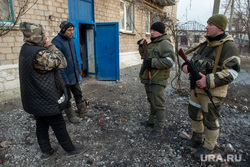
182, 14, 240, 158
19, 22, 85, 160
52, 21, 88, 123
138, 22, 175, 139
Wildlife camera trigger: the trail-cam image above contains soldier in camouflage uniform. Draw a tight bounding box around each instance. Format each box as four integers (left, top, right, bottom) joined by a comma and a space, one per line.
138, 22, 175, 139
182, 14, 241, 158
19, 22, 85, 160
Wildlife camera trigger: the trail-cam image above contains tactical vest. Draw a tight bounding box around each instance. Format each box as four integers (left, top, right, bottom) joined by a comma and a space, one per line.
19, 44, 67, 116
140, 43, 170, 83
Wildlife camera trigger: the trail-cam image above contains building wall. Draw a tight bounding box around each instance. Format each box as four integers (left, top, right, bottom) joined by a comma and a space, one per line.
95, 0, 177, 52
0, 0, 69, 102
0, 0, 177, 102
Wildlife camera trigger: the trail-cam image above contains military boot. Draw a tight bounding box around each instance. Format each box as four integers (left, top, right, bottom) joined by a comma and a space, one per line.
185, 132, 203, 148
64, 108, 81, 123
76, 100, 88, 118
194, 147, 212, 159
141, 121, 154, 128
148, 130, 162, 139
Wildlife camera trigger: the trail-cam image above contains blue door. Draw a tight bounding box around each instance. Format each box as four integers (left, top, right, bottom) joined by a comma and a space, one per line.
68, 0, 94, 22
96, 23, 119, 80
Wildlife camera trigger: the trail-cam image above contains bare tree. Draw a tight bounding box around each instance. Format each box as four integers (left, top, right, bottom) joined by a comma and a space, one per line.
222, 0, 250, 53
167, 21, 185, 93
0, 0, 38, 37
234, 0, 250, 53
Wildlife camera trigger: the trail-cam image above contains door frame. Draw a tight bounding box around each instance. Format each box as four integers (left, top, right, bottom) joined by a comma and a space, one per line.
68, 20, 120, 81
68, 19, 96, 75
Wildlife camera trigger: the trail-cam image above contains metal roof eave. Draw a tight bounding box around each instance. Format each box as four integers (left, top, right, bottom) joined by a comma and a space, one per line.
150, 0, 176, 6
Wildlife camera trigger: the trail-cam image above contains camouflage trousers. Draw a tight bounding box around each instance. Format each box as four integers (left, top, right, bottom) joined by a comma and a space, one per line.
145, 84, 166, 132
188, 90, 223, 150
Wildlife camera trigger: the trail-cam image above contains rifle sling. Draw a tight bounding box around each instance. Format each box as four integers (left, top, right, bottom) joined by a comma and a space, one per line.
152, 70, 160, 79
212, 44, 223, 74
185, 42, 206, 55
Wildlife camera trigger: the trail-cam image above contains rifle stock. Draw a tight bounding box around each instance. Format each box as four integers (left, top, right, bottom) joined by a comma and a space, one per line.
142, 40, 152, 93
178, 48, 218, 111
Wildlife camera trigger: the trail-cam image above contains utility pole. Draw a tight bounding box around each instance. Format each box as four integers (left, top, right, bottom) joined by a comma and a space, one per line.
228, 0, 235, 33
213, 0, 221, 15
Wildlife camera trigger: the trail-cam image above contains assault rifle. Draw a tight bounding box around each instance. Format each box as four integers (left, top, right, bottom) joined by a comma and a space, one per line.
178, 48, 218, 111
139, 40, 152, 92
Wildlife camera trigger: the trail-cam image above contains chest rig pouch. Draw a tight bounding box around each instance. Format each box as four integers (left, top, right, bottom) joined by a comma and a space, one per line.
190, 45, 216, 75
189, 45, 216, 89
190, 54, 215, 74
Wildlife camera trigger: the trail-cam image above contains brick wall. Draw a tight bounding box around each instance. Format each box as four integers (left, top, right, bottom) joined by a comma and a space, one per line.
95, 0, 177, 52
95, 0, 120, 23
0, 0, 69, 101
0, 0, 69, 65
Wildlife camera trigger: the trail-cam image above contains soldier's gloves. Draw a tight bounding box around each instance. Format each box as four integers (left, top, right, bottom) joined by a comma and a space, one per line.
144, 58, 152, 68
137, 39, 144, 45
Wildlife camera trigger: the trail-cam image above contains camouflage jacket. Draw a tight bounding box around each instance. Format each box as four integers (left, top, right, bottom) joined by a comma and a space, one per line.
19, 22, 67, 72
138, 34, 175, 86
194, 34, 241, 97
33, 44, 67, 73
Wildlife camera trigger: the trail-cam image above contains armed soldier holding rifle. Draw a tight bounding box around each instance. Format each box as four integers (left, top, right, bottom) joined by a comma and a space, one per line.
181, 14, 240, 158
138, 22, 175, 139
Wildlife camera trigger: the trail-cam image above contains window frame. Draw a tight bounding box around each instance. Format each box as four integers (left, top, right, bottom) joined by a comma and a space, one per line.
120, 0, 134, 33
0, 0, 15, 27
146, 10, 150, 35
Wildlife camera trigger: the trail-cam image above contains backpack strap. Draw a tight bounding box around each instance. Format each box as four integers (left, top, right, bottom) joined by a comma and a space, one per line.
212, 44, 223, 74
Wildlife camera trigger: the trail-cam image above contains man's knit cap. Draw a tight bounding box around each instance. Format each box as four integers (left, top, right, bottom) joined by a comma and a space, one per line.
60, 21, 74, 34
150, 22, 165, 34
207, 14, 228, 31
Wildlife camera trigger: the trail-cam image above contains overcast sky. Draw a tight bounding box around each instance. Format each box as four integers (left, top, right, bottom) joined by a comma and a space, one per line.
177, 0, 215, 26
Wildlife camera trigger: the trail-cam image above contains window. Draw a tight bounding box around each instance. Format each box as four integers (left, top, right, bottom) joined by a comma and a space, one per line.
0, 0, 15, 24
146, 11, 150, 34
194, 35, 200, 43
120, 0, 134, 32
181, 36, 188, 45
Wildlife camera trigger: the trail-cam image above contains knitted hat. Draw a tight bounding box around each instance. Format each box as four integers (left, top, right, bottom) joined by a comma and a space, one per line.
60, 21, 74, 34
150, 22, 165, 34
207, 14, 228, 31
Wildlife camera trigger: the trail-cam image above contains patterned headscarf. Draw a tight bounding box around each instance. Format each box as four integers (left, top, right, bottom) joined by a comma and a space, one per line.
19, 22, 46, 46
